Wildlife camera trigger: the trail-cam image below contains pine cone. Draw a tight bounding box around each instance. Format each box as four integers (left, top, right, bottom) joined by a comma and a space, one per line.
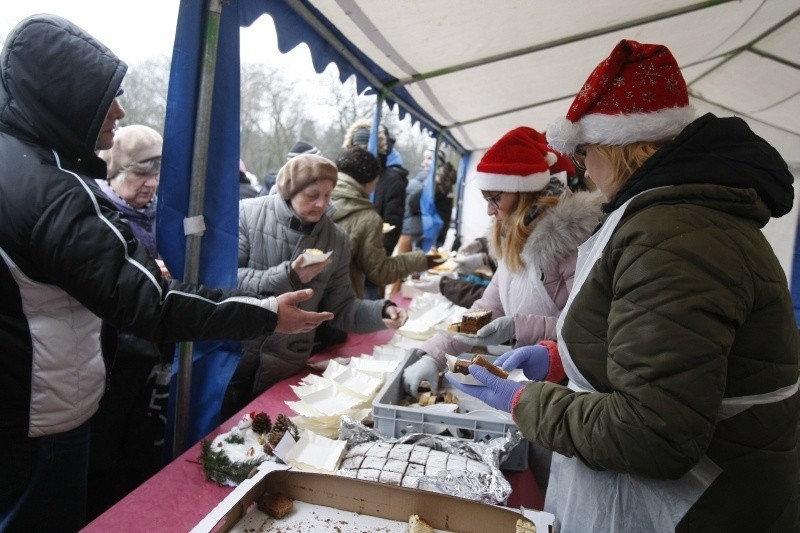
251, 412, 272, 434
273, 414, 290, 431
268, 430, 283, 448
273, 414, 297, 437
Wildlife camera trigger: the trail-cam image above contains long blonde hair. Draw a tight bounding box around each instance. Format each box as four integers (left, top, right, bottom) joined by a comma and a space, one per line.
593, 142, 665, 195
490, 192, 560, 272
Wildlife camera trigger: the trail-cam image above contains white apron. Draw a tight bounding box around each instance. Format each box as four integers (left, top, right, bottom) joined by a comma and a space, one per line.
547, 194, 800, 532
496, 258, 560, 318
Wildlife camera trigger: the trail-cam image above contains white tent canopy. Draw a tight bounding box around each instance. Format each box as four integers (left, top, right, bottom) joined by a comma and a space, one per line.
276, 0, 798, 280
292, 0, 799, 166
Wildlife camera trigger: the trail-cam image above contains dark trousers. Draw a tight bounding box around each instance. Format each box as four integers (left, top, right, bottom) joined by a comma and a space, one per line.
0, 421, 91, 532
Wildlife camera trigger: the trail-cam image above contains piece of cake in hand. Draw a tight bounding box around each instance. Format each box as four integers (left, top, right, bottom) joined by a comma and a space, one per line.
256, 492, 294, 519
459, 309, 492, 334
453, 358, 472, 375
304, 248, 324, 255
471, 354, 509, 379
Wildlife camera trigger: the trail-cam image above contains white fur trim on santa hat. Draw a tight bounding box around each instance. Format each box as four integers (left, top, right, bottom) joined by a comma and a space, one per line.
474, 170, 552, 193
547, 105, 695, 154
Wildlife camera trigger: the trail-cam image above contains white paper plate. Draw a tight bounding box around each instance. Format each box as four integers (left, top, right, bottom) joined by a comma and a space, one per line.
301, 250, 333, 264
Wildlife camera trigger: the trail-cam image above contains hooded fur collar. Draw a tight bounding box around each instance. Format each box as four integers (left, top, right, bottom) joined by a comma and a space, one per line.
518, 190, 603, 273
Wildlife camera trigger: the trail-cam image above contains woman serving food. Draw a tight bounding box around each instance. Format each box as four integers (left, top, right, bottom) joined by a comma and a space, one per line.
402, 126, 602, 396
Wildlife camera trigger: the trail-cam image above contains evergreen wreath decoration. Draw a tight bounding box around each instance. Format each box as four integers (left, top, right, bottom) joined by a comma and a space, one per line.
198, 411, 295, 486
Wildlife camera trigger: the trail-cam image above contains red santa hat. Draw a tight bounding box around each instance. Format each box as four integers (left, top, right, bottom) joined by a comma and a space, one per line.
547, 39, 695, 154
474, 127, 559, 193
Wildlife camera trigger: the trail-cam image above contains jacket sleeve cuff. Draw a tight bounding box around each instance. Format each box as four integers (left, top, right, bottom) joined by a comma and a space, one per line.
510, 384, 527, 416
540, 339, 565, 383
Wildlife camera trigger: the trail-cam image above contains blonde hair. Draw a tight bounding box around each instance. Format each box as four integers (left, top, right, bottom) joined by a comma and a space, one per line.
490, 192, 559, 272
593, 142, 665, 194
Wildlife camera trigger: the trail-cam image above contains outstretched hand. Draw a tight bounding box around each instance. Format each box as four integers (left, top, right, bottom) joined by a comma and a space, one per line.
274, 289, 334, 334
444, 365, 526, 413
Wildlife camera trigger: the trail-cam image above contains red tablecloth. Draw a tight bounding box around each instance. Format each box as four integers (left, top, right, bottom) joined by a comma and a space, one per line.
83, 316, 542, 532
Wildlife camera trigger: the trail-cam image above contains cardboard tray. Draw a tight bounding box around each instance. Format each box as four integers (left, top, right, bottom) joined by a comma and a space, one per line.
194, 463, 553, 532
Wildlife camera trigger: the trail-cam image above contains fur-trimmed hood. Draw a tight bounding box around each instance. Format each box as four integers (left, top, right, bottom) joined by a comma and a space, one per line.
342, 118, 389, 154
520, 190, 603, 273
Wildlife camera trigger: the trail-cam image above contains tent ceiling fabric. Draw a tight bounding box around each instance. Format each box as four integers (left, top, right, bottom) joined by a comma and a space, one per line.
264, 0, 798, 165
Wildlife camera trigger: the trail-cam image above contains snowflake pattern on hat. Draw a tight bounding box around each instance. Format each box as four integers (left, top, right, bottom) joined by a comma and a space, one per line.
547, 39, 695, 153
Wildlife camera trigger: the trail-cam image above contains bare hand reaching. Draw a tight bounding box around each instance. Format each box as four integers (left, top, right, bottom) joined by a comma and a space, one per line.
275, 289, 334, 333
382, 305, 408, 329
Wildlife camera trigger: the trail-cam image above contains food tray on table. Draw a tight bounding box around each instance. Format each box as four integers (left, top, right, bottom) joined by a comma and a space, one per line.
194, 463, 554, 532
372, 351, 528, 471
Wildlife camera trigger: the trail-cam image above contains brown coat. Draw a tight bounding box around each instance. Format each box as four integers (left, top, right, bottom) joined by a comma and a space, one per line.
330, 173, 427, 298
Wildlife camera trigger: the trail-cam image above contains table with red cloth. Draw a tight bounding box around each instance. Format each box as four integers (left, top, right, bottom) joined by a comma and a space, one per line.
83, 320, 543, 532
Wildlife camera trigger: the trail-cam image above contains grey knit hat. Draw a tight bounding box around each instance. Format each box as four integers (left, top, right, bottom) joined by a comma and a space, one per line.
287, 140, 321, 160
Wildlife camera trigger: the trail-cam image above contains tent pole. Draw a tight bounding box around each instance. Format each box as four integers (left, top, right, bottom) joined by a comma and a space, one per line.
173, 0, 223, 458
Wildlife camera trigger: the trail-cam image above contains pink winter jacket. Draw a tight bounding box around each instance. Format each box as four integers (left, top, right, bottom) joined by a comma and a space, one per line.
420, 190, 603, 369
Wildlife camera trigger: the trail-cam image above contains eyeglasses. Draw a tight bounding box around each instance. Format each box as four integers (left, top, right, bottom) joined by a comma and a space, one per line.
570, 145, 587, 172
483, 191, 504, 209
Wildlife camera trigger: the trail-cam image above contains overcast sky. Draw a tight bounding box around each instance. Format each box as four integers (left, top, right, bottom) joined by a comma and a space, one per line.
0, 1, 314, 68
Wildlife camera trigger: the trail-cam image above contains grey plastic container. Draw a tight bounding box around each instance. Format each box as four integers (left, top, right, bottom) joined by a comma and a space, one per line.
371, 351, 528, 470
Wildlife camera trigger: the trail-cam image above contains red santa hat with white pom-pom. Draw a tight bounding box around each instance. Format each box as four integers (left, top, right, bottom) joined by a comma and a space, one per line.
546, 39, 695, 154
474, 126, 560, 193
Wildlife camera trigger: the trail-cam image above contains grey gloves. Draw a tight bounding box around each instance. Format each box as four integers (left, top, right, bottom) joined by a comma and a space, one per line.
402, 353, 441, 395
454, 315, 515, 346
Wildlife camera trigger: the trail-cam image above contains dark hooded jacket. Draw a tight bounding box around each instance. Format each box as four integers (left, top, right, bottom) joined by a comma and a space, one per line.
514, 114, 799, 531
0, 15, 279, 438
373, 161, 409, 254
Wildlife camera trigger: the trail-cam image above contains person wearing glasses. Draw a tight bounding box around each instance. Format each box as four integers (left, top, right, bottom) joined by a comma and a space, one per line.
90, 124, 172, 517
447, 40, 798, 531
402, 126, 602, 397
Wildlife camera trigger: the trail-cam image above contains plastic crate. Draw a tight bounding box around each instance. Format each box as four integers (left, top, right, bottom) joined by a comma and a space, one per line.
372, 351, 528, 470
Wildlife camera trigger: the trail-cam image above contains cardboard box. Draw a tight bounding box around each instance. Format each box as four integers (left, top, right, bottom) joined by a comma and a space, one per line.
194, 463, 553, 532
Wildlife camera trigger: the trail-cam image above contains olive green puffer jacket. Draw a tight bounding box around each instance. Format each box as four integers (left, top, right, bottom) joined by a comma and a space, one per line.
514, 115, 799, 531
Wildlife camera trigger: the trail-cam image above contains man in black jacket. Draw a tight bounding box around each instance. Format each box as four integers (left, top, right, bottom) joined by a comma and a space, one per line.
0, 15, 332, 532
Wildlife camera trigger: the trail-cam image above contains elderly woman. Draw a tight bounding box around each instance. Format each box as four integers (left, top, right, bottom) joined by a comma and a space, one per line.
223, 154, 409, 417
447, 40, 799, 531
97, 125, 161, 245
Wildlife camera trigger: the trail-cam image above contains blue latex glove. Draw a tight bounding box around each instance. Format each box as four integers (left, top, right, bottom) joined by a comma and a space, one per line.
444, 365, 526, 413
454, 316, 515, 346
402, 354, 441, 395
495, 344, 550, 381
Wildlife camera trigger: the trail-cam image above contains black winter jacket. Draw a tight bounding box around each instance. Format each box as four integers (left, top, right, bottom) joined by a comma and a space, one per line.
0, 15, 279, 438
373, 164, 408, 254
